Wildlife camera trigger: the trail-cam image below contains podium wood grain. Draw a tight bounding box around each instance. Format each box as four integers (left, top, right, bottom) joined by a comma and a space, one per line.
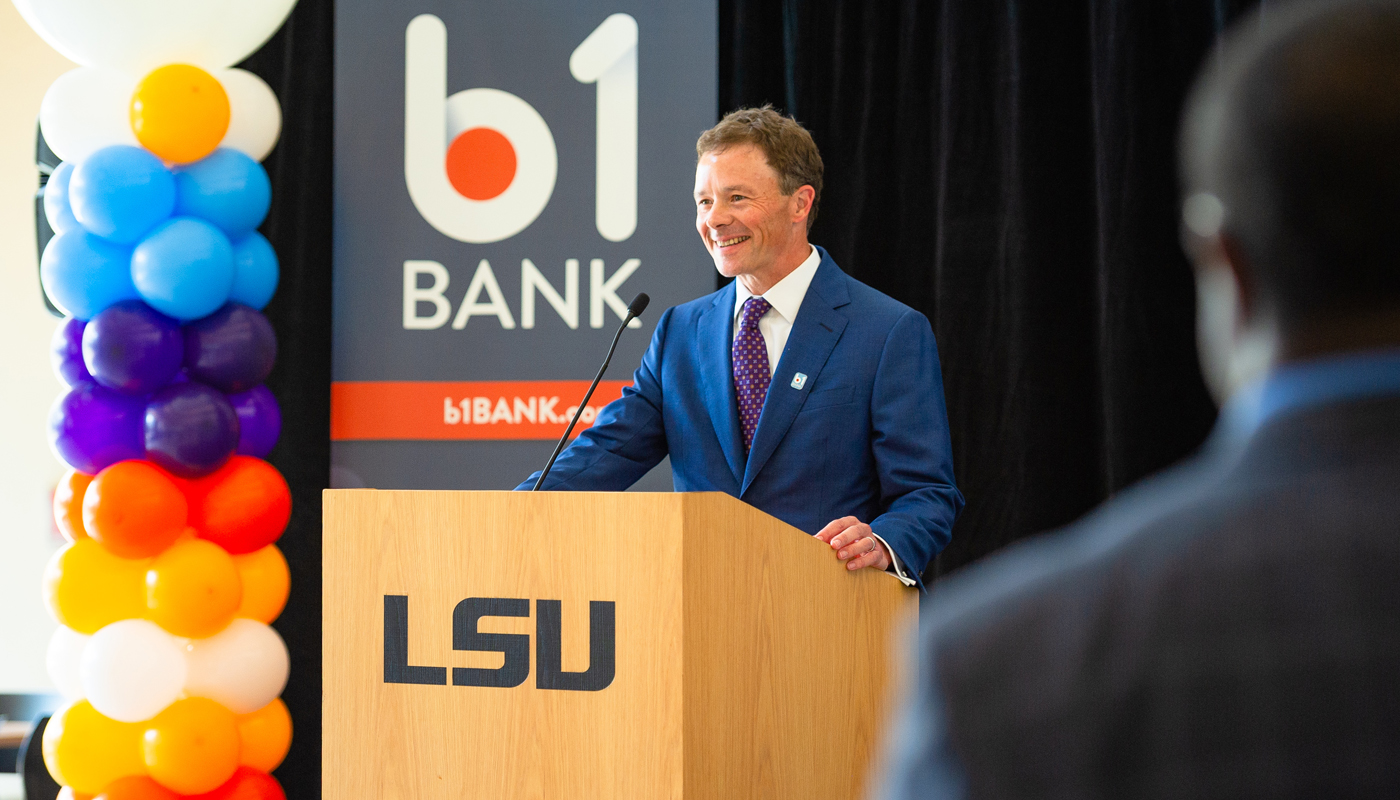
323, 490, 915, 799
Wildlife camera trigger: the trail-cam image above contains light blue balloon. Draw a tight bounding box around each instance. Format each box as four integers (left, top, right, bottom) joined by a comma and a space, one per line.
230, 232, 280, 310
173, 149, 272, 238
130, 217, 235, 321
69, 145, 175, 244
44, 161, 79, 234
39, 229, 138, 320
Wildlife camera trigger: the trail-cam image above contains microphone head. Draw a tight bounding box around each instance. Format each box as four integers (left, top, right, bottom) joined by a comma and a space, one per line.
627, 292, 650, 318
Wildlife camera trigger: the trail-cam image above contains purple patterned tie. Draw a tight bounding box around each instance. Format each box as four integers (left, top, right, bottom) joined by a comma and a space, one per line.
733, 296, 773, 452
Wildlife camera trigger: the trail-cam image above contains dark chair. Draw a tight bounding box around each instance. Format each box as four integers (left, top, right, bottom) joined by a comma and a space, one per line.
18, 716, 60, 800
0, 695, 62, 800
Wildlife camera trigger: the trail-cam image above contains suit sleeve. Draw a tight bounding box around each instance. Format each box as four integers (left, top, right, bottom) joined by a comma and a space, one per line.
868, 309, 964, 588
515, 307, 673, 491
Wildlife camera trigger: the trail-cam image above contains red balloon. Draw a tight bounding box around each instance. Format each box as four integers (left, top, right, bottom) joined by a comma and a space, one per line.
188, 456, 291, 554
185, 767, 285, 800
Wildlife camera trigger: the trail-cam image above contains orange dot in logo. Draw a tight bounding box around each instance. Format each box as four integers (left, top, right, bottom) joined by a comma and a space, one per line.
445, 127, 517, 200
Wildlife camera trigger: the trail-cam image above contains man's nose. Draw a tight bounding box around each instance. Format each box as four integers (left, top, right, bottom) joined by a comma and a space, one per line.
706, 205, 734, 228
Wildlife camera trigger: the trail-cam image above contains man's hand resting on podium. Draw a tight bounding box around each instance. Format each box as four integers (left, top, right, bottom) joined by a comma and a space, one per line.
815, 516, 892, 572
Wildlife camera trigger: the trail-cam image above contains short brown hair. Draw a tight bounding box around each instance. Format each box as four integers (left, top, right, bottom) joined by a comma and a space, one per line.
697, 105, 824, 229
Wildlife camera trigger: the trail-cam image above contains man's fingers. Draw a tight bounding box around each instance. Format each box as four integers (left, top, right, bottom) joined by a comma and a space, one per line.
846, 543, 886, 571
833, 527, 863, 557
833, 524, 872, 557
815, 516, 859, 543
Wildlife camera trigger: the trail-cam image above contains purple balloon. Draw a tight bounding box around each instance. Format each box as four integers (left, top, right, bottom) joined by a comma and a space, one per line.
183, 303, 277, 393
81, 300, 183, 395
48, 381, 146, 474
51, 317, 91, 386
144, 381, 240, 478
230, 384, 282, 458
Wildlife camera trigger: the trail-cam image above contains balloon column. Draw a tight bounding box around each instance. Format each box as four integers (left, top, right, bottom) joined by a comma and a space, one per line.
17, 1, 300, 797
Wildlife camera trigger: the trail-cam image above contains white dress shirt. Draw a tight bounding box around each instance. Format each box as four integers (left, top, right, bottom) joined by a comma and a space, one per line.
731, 245, 917, 586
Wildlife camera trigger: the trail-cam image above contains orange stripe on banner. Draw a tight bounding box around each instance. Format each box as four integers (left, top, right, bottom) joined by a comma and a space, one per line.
330, 381, 631, 441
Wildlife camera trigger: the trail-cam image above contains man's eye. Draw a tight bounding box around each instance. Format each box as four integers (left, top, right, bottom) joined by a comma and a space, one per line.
731, 195, 745, 202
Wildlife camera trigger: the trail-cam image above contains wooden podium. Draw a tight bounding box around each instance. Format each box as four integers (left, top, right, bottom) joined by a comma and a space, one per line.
323, 490, 916, 799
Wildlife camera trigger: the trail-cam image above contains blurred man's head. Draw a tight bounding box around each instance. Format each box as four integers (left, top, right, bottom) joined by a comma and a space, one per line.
1180, 0, 1400, 401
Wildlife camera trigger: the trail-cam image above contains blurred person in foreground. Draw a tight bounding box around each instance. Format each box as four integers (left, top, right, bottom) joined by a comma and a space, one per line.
877, 1, 1400, 797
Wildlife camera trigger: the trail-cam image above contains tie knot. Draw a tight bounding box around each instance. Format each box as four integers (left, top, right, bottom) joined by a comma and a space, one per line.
740, 297, 771, 331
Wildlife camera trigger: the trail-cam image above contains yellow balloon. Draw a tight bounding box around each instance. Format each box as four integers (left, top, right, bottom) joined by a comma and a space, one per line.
236, 698, 292, 772
130, 64, 230, 164
232, 544, 290, 624
58, 789, 96, 800
44, 540, 150, 634
146, 539, 242, 638
43, 701, 146, 795
142, 698, 241, 795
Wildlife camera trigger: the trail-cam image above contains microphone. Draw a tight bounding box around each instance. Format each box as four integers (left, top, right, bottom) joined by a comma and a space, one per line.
532, 292, 650, 490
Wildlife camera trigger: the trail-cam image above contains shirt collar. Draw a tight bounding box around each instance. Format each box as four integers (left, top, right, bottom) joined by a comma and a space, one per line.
1217, 347, 1400, 442
733, 245, 821, 325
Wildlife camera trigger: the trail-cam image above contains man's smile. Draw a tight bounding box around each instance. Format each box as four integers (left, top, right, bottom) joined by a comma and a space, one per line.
715, 235, 751, 248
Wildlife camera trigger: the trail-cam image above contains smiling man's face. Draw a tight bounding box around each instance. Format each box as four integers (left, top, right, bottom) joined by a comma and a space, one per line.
694, 143, 812, 294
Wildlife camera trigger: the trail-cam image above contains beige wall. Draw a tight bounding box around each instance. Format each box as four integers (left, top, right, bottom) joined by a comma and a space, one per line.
0, 3, 76, 693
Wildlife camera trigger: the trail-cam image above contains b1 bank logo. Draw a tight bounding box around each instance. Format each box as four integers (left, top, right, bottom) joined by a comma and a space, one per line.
405, 13, 638, 244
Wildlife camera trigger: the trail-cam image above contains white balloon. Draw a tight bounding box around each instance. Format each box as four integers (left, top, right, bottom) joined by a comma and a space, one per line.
80, 619, 188, 723
218, 69, 283, 162
12, 0, 299, 74
46, 626, 90, 700
39, 67, 139, 164
184, 618, 289, 714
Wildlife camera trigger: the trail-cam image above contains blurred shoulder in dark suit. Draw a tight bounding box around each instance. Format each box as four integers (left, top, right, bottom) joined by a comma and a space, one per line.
877, 1, 1400, 797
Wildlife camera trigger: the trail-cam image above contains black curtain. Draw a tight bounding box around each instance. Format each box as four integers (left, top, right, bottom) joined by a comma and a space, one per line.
237, 1, 333, 796
720, 0, 1263, 577
238, 0, 1260, 794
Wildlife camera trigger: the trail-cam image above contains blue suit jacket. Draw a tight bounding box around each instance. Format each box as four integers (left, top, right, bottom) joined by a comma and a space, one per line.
519, 247, 963, 587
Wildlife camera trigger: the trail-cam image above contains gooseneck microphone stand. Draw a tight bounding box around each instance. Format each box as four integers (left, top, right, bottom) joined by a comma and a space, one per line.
531, 292, 650, 491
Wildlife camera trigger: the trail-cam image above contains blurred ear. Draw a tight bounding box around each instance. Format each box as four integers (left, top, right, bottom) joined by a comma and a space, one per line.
1186, 229, 1257, 315
1192, 230, 1278, 405
1216, 232, 1261, 326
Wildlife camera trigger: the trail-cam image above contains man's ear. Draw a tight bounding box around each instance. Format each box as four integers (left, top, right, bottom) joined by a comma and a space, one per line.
1187, 229, 1262, 325
1191, 229, 1278, 405
1217, 231, 1261, 326
791, 185, 816, 225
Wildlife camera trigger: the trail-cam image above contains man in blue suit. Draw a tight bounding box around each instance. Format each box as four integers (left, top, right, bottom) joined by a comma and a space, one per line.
520, 106, 962, 588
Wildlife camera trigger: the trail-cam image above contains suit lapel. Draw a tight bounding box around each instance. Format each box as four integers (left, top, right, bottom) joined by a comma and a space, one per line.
741, 256, 851, 495
698, 284, 746, 485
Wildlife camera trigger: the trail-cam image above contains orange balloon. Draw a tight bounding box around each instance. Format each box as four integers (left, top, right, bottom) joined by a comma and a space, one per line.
235, 698, 292, 772
130, 64, 230, 164
189, 457, 291, 555
143, 698, 241, 795
84, 460, 188, 559
146, 539, 242, 638
44, 540, 150, 634
96, 775, 180, 800
43, 701, 146, 795
232, 545, 290, 624
54, 468, 94, 542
